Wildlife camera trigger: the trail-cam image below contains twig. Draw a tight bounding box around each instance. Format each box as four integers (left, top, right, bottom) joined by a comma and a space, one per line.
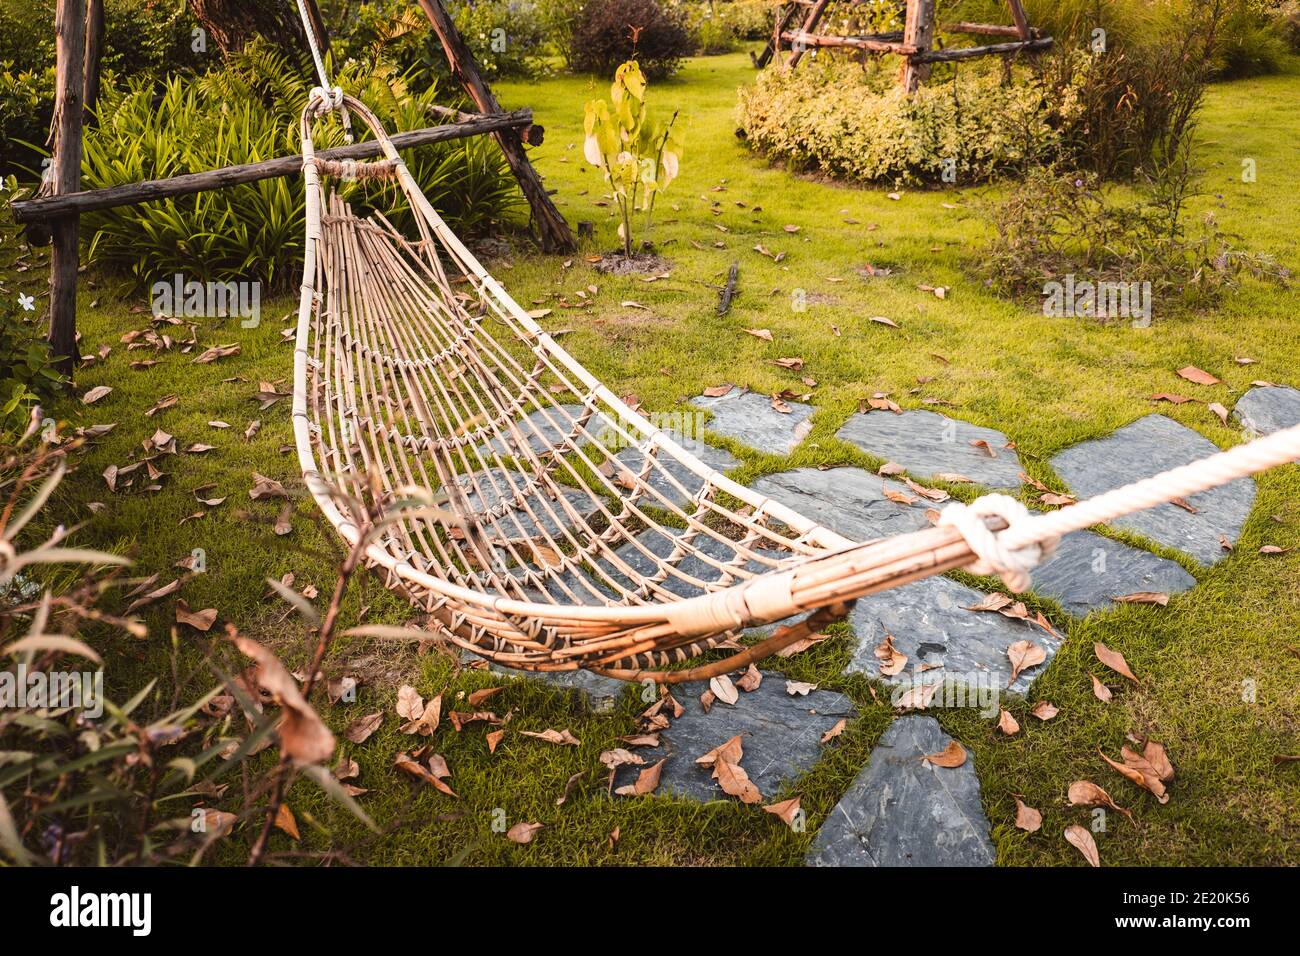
717, 261, 739, 316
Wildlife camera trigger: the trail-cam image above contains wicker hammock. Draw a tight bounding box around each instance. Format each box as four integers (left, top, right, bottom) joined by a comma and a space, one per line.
291, 93, 1300, 684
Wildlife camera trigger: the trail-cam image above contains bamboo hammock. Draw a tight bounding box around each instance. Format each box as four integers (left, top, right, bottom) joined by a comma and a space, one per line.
293, 92, 1300, 685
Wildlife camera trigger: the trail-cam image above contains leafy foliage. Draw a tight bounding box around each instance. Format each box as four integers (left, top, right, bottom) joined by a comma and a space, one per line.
583, 61, 683, 255
77, 42, 522, 293
737, 58, 1072, 186
0, 278, 63, 441
569, 0, 694, 79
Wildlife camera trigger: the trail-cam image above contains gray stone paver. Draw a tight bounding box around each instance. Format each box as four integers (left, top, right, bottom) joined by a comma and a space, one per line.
836, 409, 1024, 489
1234, 385, 1300, 439
691, 389, 814, 455
750, 466, 932, 542
1029, 530, 1196, 616
1050, 414, 1255, 564
807, 716, 994, 867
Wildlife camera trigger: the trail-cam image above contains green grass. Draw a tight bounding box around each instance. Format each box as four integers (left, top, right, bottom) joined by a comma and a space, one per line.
10, 49, 1300, 866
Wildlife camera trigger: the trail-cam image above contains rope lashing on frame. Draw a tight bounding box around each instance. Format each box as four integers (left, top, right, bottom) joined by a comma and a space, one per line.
296, 0, 352, 141
938, 495, 1055, 592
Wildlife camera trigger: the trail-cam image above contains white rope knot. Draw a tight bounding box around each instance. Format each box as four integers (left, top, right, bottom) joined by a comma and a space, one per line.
937, 493, 1057, 593
310, 86, 345, 114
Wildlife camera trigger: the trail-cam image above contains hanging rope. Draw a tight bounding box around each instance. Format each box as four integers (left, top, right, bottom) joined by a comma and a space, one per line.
295, 0, 352, 141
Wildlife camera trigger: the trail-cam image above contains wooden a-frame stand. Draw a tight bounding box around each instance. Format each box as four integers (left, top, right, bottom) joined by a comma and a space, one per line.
757, 0, 1052, 91
17, 0, 575, 375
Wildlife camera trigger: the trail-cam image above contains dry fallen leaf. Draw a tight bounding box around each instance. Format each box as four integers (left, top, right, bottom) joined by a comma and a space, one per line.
1113, 592, 1169, 606
82, 385, 112, 405
175, 599, 217, 632
820, 718, 847, 744
274, 803, 300, 840
997, 709, 1021, 736
1013, 796, 1042, 833
763, 795, 802, 828
1091, 674, 1113, 703
521, 728, 581, 746
1094, 642, 1139, 683
615, 758, 665, 797
233, 636, 334, 766
1176, 365, 1221, 386
874, 634, 908, 676
1007, 639, 1046, 684
1030, 701, 1059, 721
486, 729, 505, 754
1068, 780, 1133, 822
710, 674, 740, 705
343, 711, 382, 744
505, 821, 544, 844
1063, 824, 1100, 867
922, 740, 967, 768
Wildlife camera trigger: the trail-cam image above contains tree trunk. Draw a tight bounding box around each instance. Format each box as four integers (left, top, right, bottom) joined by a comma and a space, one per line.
82, 0, 104, 124
185, 0, 308, 56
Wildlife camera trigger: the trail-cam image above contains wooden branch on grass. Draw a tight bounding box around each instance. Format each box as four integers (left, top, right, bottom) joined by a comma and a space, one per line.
717, 262, 739, 316
12, 109, 535, 223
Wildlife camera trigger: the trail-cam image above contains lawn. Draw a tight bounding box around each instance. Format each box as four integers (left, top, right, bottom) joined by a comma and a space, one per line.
11, 48, 1299, 866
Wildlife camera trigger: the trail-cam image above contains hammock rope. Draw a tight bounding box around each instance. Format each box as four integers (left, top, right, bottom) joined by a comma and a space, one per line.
290, 89, 1300, 684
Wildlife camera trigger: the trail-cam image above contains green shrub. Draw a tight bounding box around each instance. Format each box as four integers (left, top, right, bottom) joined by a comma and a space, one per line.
569, 0, 693, 79
736, 58, 1073, 186
0, 283, 64, 441
687, 2, 773, 55
1210, 0, 1289, 77
1276, 0, 1300, 51
0, 63, 54, 178
77, 43, 522, 294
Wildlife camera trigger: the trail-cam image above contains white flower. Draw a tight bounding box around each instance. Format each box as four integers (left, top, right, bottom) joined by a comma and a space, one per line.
18, 293, 35, 312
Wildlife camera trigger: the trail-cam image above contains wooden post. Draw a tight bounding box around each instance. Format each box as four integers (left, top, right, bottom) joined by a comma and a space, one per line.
82, 0, 103, 124
49, 0, 87, 374
413, 0, 575, 254
900, 0, 936, 93
1007, 0, 1032, 40
301, 0, 331, 58
786, 0, 832, 68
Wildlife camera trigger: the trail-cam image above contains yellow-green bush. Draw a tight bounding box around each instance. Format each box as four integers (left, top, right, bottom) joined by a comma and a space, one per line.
736, 59, 1078, 186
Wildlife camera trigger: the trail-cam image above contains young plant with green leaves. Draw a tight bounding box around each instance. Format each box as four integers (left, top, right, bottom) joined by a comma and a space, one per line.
583, 60, 683, 257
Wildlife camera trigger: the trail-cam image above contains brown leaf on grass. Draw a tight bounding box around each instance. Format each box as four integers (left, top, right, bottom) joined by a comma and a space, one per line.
922, 740, 967, 768
878, 461, 906, 476
344, 711, 382, 744
1013, 796, 1042, 832
697, 735, 746, 769
274, 803, 300, 840
763, 795, 802, 827
1208, 402, 1230, 425
874, 634, 908, 676
486, 729, 505, 754
615, 758, 666, 797
401, 694, 441, 736
1176, 365, 1221, 386
702, 384, 733, 398
175, 599, 217, 632
555, 770, 586, 806
821, 718, 847, 744
744, 327, 773, 341
506, 821, 544, 844
273, 502, 293, 536
1094, 642, 1139, 683
997, 709, 1021, 735
145, 394, 178, 417
124, 578, 183, 614
1151, 393, 1194, 404
1063, 825, 1100, 867
233, 636, 335, 765
1007, 639, 1046, 684
771, 395, 792, 414
396, 684, 424, 721
903, 477, 949, 502
1113, 592, 1169, 606
1259, 545, 1291, 555
249, 472, 289, 500
1068, 780, 1133, 822
193, 343, 241, 364
1030, 701, 1059, 721
1091, 674, 1113, 702
393, 751, 457, 797
521, 728, 581, 746
82, 385, 112, 405
1142, 740, 1175, 783
600, 748, 646, 770
467, 686, 504, 707
1100, 749, 1169, 804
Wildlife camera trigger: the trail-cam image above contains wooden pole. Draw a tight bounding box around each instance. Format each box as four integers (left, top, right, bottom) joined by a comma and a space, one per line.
781, 32, 918, 55
786, 0, 832, 68
1007, 0, 1032, 40
49, 0, 87, 374
82, 0, 104, 124
413, 0, 575, 254
300, 0, 331, 58
909, 37, 1052, 64
13, 110, 536, 223
900, 0, 936, 92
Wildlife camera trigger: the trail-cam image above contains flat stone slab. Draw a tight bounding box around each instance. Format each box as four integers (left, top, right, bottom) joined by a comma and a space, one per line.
484, 403, 588, 457
691, 389, 814, 455
1050, 414, 1256, 565
613, 440, 740, 510
1029, 530, 1196, 616
836, 409, 1024, 489
615, 675, 855, 802
846, 575, 1061, 695
750, 467, 933, 543
487, 662, 627, 712
807, 716, 994, 867
1234, 385, 1300, 437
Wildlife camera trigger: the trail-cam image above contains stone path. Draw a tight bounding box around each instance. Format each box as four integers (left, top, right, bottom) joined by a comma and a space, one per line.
1234, 385, 1300, 438
477, 400, 1283, 866
613, 440, 740, 509
836, 409, 1024, 489
1051, 414, 1255, 564
613, 675, 855, 803
454, 468, 598, 538
691, 389, 814, 455
807, 716, 995, 867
